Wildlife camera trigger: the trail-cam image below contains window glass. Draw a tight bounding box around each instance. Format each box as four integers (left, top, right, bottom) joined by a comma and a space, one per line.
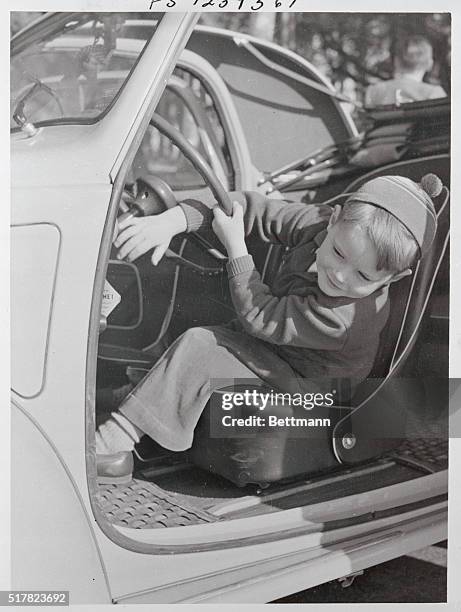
131, 69, 234, 190
131, 87, 209, 190
11, 13, 162, 129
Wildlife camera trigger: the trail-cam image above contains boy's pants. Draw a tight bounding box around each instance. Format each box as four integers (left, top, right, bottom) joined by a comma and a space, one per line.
119, 323, 303, 451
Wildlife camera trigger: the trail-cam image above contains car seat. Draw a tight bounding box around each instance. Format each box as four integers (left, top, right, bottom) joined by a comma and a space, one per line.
188, 173, 450, 487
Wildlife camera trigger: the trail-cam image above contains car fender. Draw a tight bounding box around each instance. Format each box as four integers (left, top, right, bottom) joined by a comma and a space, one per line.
11, 399, 111, 603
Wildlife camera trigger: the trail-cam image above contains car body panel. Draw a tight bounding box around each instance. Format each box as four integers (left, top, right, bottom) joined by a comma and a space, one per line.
11, 125, 116, 189
87, 486, 446, 603
11, 402, 110, 603
10, 181, 109, 481
11, 224, 60, 398
114, 507, 447, 603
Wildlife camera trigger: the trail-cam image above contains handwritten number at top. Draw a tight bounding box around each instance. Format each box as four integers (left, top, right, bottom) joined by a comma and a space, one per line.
151, 0, 296, 9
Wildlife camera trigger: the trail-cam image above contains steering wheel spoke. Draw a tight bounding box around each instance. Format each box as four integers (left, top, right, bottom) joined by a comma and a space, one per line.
164, 248, 225, 276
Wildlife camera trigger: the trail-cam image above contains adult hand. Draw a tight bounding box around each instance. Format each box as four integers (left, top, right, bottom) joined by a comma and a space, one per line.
114, 207, 187, 264
212, 201, 248, 260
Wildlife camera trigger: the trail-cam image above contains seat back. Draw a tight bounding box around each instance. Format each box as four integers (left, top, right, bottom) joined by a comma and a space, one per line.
353, 164, 449, 386
369, 190, 449, 380
333, 167, 449, 464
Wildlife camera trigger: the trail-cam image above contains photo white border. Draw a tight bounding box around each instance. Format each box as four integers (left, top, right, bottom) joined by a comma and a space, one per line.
2, 1, 460, 610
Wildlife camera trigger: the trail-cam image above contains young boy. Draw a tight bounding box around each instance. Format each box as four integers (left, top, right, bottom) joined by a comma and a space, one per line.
95, 173, 441, 483
365, 36, 446, 107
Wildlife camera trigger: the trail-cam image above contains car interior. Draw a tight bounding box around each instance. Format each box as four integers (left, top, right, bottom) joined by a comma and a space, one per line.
9, 9, 449, 549
93, 96, 450, 530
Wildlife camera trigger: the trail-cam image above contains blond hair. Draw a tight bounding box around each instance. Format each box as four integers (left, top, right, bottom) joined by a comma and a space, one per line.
338, 201, 419, 272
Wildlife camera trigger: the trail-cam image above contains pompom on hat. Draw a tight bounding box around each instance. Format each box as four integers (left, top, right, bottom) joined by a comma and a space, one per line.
349, 173, 443, 256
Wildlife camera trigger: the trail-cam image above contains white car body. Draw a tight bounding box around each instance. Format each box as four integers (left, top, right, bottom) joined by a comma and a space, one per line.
10, 12, 448, 603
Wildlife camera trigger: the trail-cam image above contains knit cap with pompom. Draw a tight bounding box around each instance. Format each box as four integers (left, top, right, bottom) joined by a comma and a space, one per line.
349, 173, 444, 256
420, 173, 443, 199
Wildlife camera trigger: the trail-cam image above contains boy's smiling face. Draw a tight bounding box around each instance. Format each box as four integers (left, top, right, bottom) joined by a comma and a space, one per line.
316, 207, 410, 299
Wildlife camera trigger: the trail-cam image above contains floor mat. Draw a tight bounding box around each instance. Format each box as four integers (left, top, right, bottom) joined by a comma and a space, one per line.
391, 437, 448, 471
96, 478, 220, 529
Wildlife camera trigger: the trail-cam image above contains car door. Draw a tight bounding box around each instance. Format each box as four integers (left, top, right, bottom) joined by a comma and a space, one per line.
10, 12, 200, 601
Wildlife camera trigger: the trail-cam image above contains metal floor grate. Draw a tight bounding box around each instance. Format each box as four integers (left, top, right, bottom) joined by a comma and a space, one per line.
96, 478, 219, 529
392, 437, 448, 471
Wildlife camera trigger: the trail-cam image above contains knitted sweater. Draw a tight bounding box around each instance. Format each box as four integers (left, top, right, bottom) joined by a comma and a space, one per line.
179, 191, 390, 384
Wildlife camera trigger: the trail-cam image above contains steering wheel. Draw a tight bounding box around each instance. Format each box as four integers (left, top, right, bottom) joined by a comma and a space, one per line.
149, 113, 233, 215
119, 113, 233, 275
13, 79, 64, 129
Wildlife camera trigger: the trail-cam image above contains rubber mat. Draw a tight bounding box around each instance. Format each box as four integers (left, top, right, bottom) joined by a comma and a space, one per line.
392, 437, 448, 471
96, 478, 220, 529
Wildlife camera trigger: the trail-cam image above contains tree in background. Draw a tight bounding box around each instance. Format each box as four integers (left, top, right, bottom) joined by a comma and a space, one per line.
199, 12, 450, 105
12, 11, 450, 106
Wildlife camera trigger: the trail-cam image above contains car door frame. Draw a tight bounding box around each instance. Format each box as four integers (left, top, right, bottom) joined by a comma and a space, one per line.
10, 12, 199, 602
176, 49, 260, 191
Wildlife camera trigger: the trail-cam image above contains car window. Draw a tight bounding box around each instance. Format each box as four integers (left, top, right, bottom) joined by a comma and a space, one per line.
131, 69, 234, 191
175, 67, 234, 189
10, 13, 163, 129
131, 86, 209, 190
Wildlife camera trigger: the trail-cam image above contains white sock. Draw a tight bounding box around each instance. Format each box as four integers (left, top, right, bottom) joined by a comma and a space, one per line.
96, 412, 143, 455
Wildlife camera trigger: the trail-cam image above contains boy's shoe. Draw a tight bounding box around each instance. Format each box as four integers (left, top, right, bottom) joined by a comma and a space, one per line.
96, 451, 134, 485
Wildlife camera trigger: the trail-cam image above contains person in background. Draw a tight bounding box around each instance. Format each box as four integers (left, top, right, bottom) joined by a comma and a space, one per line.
57, 44, 111, 115
365, 35, 446, 107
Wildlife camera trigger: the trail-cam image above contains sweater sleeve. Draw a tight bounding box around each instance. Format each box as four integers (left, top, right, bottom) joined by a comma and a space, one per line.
179, 191, 331, 249
226, 255, 348, 350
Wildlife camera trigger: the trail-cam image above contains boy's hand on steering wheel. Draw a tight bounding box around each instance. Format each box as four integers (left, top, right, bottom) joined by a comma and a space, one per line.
212, 201, 248, 260
114, 207, 187, 264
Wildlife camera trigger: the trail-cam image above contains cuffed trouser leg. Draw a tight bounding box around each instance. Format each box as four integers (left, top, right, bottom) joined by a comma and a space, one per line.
118, 325, 300, 451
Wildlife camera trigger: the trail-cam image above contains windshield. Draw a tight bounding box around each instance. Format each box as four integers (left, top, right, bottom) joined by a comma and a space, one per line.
11, 13, 163, 129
